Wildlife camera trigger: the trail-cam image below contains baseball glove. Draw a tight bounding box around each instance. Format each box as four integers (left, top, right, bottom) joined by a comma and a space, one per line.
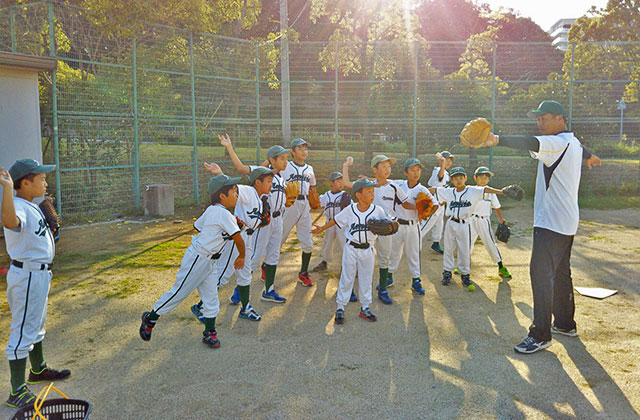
259, 196, 271, 227
460, 117, 492, 148
39, 196, 60, 242
415, 192, 433, 221
367, 218, 399, 236
502, 184, 525, 201
338, 191, 352, 210
495, 221, 511, 243
285, 181, 299, 207
308, 188, 321, 210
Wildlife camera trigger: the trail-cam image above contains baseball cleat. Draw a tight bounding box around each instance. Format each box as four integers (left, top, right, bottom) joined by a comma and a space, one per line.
139, 311, 155, 341
411, 279, 425, 295
377, 290, 393, 305
191, 303, 205, 324
461, 274, 475, 291
498, 266, 512, 279
334, 309, 345, 324
431, 242, 444, 254
27, 365, 71, 384
261, 289, 286, 303
6, 385, 36, 408
230, 286, 241, 304
238, 304, 261, 321
202, 330, 221, 348
359, 307, 377, 322
514, 336, 552, 354
551, 324, 578, 337
349, 290, 358, 302
298, 271, 313, 287
312, 261, 328, 272
441, 271, 452, 285
375, 277, 393, 290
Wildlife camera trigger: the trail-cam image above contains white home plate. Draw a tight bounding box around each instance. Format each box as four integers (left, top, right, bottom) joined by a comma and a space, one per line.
575, 287, 618, 299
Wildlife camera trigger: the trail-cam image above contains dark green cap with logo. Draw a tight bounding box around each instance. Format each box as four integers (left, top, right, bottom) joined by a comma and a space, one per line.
449, 167, 467, 177
208, 174, 242, 195
352, 178, 378, 195
329, 171, 343, 181
9, 159, 55, 181
290, 138, 309, 148
267, 145, 289, 160
249, 166, 275, 184
527, 100, 567, 118
474, 166, 494, 176
403, 158, 424, 170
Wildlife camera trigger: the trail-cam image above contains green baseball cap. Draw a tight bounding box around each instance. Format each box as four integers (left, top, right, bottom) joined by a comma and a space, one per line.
527, 100, 567, 118
267, 145, 289, 160
371, 154, 396, 168
249, 166, 275, 184
403, 158, 424, 170
208, 174, 242, 195
9, 159, 55, 181
449, 167, 467, 177
329, 171, 343, 181
437, 151, 454, 159
290, 138, 309, 148
474, 166, 494, 176
352, 178, 378, 195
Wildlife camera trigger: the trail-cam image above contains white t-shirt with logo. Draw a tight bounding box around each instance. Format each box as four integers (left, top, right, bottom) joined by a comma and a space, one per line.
393, 180, 432, 221
250, 165, 286, 213
472, 193, 501, 218
373, 181, 408, 218
435, 186, 486, 220
333, 203, 390, 245
3, 197, 55, 263
531, 132, 583, 236
428, 167, 450, 188
191, 204, 241, 256
234, 185, 264, 231
280, 161, 316, 195
320, 190, 349, 220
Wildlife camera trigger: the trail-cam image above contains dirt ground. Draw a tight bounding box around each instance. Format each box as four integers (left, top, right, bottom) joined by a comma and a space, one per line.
0, 201, 639, 420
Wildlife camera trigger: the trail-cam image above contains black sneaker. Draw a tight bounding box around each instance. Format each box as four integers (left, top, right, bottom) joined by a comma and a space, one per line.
202, 330, 221, 348
359, 307, 377, 322
441, 271, 452, 285
551, 324, 578, 337
139, 311, 156, 341
27, 365, 71, 384
6, 384, 36, 408
335, 309, 345, 324
461, 274, 475, 292
514, 335, 552, 354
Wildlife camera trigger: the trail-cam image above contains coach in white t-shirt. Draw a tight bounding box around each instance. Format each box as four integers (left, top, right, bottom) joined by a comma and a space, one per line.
480, 100, 601, 354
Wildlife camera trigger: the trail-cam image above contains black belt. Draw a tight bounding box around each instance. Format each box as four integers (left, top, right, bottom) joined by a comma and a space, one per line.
397, 218, 416, 225
211, 253, 221, 260
272, 211, 281, 218
349, 241, 370, 249
297, 195, 306, 200
450, 217, 468, 224
11, 260, 53, 270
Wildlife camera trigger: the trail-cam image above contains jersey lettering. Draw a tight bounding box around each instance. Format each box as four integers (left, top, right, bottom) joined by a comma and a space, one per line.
349, 222, 369, 235
450, 200, 472, 209
35, 219, 47, 237
286, 173, 310, 183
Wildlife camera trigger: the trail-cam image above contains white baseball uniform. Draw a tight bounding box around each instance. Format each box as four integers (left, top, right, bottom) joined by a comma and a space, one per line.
216, 184, 265, 286
470, 192, 503, 264
427, 166, 450, 242
152, 204, 240, 319
435, 186, 486, 275
333, 203, 390, 309
373, 181, 408, 269
4, 197, 56, 361
389, 180, 432, 279
249, 166, 286, 272
319, 190, 348, 263
280, 161, 316, 253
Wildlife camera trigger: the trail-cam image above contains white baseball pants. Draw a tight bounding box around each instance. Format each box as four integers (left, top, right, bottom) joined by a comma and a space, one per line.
336, 244, 374, 309
443, 218, 472, 275
281, 199, 313, 253
251, 214, 284, 270
321, 225, 345, 263
216, 230, 255, 287
470, 216, 502, 264
389, 220, 422, 278
420, 205, 444, 242
375, 234, 393, 269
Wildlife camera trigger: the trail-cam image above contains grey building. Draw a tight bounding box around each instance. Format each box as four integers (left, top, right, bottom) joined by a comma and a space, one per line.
548, 18, 577, 51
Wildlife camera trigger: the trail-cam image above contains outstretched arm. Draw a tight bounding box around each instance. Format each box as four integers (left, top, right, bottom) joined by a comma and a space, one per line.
0, 169, 19, 230
203, 161, 224, 175
486, 133, 599, 164
311, 218, 337, 234
219, 133, 251, 175
342, 156, 354, 189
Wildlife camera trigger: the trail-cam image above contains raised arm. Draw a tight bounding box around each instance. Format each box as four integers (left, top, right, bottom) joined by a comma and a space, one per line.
203, 161, 223, 175
0, 169, 19, 230
219, 133, 251, 175
342, 156, 354, 189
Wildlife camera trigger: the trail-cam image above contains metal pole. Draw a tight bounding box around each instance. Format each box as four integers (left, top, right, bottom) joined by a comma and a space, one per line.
189, 31, 199, 204
280, 0, 291, 143
48, 0, 62, 215
489, 44, 497, 171
256, 43, 261, 164
132, 38, 141, 208
334, 42, 339, 170
568, 42, 575, 131
412, 40, 418, 158
10, 6, 16, 53
619, 98, 624, 141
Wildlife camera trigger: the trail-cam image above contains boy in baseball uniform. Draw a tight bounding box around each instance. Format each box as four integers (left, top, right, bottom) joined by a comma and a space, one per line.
215, 134, 290, 303
280, 138, 318, 287
312, 178, 390, 324
312, 171, 349, 272
470, 166, 512, 279
1, 160, 70, 408
388, 158, 438, 295
430, 167, 511, 291
139, 175, 246, 349
426, 151, 454, 254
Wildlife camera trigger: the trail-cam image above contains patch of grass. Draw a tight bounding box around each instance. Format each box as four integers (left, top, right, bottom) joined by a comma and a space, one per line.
585, 235, 614, 243
104, 276, 142, 299
55, 251, 130, 275
578, 195, 640, 209
622, 247, 640, 254
95, 240, 189, 270
281, 247, 298, 253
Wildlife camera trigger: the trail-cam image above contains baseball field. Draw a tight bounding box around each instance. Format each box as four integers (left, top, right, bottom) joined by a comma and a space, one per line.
0, 201, 639, 419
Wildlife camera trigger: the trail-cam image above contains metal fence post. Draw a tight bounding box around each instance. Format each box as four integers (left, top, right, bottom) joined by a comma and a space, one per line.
334, 42, 339, 170
10, 6, 16, 53
489, 44, 497, 171
48, 0, 62, 214
568, 42, 575, 131
412, 40, 418, 158
256, 42, 261, 164
132, 38, 141, 208
189, 31, 199, 204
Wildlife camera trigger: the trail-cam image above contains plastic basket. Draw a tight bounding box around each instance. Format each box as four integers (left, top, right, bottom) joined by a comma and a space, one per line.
10, 383, 92, 420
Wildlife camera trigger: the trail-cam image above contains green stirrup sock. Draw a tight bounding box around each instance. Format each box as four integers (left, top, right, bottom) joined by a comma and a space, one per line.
388, 272, 394, 284
301, 252, 311, 273
264, 264, 277, 292
9, 358, 27, 392
204, 317, 216, 333
238, 285, 251, 310
28, 341, 45, 372
149, 310, 160, 321
379, 268, 389, 291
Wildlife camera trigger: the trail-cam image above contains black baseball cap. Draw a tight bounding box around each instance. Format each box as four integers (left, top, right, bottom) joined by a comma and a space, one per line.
9, 159, 55, 181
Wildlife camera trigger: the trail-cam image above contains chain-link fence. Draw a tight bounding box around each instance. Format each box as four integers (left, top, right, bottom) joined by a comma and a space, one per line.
2, 1, 639, 220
